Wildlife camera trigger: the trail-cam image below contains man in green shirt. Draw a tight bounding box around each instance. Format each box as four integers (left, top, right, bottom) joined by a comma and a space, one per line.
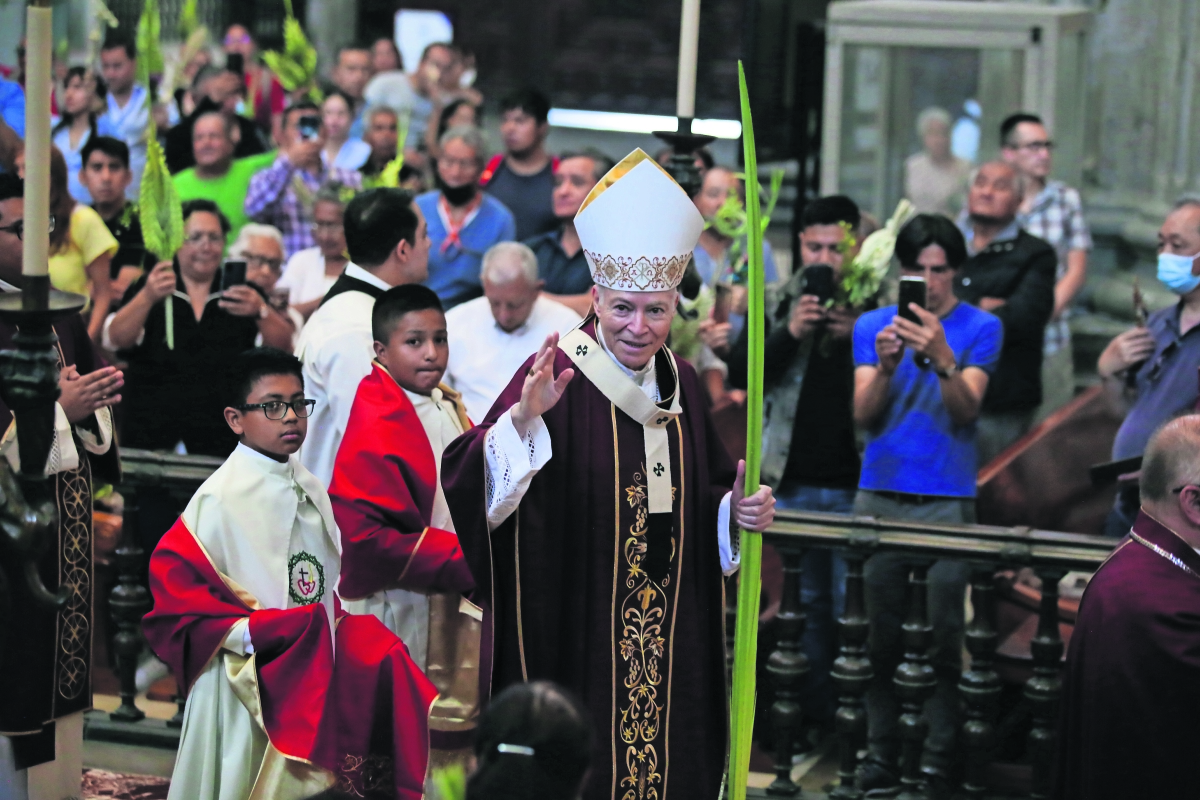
173, 111, 276, 244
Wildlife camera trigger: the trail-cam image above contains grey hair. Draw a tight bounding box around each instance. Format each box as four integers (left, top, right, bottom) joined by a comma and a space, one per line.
439, 125, 487, 163
969, 160, 1025, 199
315, 181, 349, 207
915, 106, 952, 138
560, 147, 616, 182
481, 242, 539, 286
229, 224, 284, 259
364, 104, 398, 127
1141, 414, 1200, 502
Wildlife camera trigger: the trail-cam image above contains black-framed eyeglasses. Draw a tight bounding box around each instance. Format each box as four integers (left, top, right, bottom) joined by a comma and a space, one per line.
235, 399, 316, 420
0, 216, 56, 241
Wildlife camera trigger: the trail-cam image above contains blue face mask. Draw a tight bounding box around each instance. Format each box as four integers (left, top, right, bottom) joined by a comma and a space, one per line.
1157, 250, 1200, 295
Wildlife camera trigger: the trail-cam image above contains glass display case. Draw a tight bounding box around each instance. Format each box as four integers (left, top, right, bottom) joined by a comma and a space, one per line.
820, 0, 1092, 220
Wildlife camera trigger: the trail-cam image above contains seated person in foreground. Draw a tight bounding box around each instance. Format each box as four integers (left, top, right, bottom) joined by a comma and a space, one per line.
1057, 414, 1200, 799
142, 348, 437, 800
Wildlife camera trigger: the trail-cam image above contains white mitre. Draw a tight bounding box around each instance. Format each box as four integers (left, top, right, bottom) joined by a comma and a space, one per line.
574, 148, 705, 292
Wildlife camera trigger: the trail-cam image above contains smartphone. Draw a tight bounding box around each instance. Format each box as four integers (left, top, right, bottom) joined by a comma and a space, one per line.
222, 261, 247, 291
297, 115, 321, 142
226, 53, 245, 75
801, 264, 835, 305
898, 276, 927, 325
712, 283, 732, 324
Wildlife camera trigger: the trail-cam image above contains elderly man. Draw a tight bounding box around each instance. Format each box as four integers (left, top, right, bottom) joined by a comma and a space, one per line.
359, 105, 400, 181
228, 223, 303, 348
1001, 112, 1093, 418
523, 148, 614, 316
1098, 199, 1200, 535
443, 149, 776, 800
245, 102, 362, 259
444, 242, 582, 418
955, 160, 1056, 465
173, 111, 276, 244
166, 66, 267, 174
415, 125, 515, 309
297, 188, 431, 486
1058, 415, 1200, 799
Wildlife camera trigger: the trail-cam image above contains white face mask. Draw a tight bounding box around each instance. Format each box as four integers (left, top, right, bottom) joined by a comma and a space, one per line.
1157, 250, 1200, 295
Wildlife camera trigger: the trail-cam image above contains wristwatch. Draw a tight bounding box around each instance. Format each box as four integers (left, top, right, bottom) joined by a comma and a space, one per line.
935, 361, 959, 380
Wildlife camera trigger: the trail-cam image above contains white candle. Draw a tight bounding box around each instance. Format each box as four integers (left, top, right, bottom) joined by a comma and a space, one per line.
23, 4, 51, 277
676, 0, 700, 119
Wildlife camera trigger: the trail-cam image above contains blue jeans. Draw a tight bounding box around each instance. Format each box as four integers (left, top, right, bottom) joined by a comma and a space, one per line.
774, 481, 856, 725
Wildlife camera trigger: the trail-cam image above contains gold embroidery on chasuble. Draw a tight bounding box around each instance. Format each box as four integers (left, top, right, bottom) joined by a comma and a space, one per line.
57, 454, 92, 703
616, 454, 678, 800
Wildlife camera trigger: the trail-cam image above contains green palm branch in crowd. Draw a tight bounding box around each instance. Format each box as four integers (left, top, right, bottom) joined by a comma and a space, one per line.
262, 0, 323, 103
134, 0, 164, 87
706, 167, 784, 285
836, 198, 916, 308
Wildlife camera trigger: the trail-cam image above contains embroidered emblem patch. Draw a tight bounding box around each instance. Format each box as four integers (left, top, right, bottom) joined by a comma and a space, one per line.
288, 551, 325, 606
576, 344, 589, 356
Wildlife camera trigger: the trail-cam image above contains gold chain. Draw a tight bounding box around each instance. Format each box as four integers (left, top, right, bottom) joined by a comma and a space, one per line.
1130, 532, 1200, 581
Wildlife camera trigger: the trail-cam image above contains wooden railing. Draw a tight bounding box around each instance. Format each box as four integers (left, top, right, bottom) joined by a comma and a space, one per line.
745, 509, 1115, 799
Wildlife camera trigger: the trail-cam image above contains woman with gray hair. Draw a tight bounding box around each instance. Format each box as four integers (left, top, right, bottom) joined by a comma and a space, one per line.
277, 183, 352, 319
415, 125, 517, 309
228, 221, 305, 347
904, 106, 972, 216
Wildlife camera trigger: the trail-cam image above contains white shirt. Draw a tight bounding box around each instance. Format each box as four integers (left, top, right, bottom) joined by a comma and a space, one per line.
296, 263, 392, 486
444, 295, 582, 420
279, 246, 341, 306
102, 85, 149, 200
481, 326, 741, 575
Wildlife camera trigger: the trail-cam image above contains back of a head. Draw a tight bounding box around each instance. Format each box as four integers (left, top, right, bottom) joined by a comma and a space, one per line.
895, 213, 968, 269
467, 681, 593, 800
800, 195, 861, 232
226, 347, 304, 408
499, 87, 551, 125
1140, 415, 1200, 504
344, 188, 417, 268
372, 283, 443, 344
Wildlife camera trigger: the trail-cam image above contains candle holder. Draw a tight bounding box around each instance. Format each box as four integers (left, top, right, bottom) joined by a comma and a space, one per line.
0, 275, 88, 615
654, 117, 717, 199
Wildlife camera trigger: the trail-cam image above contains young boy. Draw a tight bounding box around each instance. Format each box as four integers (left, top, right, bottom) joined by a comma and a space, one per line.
80, 135, 157, 297
143, 347, 437, 800
330, 285, 479, 759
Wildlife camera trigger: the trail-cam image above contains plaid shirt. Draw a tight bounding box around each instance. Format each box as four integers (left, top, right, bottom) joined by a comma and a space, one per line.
243, 155, 362, 259
1018, 180, 1092, 352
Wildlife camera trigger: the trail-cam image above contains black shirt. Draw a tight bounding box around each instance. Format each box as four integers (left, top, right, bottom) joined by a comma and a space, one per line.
954, 229, 1056, 414
117, 268, 260, 457
99, 202, 157, 281
165, 97, 268, 174
524, 228, 593, 295
782, 334, 860, 487
484, 159, 557, 240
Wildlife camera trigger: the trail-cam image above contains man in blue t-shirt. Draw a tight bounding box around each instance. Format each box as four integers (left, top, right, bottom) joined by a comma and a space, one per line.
850, 214, 1002, 796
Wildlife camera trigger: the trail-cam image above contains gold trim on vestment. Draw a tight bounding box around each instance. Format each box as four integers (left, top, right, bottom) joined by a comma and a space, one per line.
662, 419, 686, 798
515, 513, 528, 682
394, 527, 430, 587
610, 402, 620, 800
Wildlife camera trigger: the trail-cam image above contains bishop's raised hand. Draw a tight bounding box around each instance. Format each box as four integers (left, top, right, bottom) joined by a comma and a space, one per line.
511, 333, 574, 438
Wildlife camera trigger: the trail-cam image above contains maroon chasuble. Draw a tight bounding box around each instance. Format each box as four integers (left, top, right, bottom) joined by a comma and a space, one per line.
1056, 510, 1200, 799
442, 319, 736, 800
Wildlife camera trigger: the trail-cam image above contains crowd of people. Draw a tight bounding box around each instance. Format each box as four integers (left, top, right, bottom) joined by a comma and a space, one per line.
0, 19, 1195, 800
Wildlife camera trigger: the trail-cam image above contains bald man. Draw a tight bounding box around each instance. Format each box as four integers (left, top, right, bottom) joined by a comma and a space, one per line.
444, 242, 582, 418
1057, 414, 1200, 799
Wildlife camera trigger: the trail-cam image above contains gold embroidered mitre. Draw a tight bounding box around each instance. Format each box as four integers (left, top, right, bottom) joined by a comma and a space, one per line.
573, 148, 705, 292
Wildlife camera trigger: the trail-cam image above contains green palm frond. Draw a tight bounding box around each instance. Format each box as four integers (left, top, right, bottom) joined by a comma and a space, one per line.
134, 0, 164, 85
262, 0, 322, 101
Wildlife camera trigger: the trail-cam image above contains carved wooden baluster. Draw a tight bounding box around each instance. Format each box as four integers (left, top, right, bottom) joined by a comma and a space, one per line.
109, 485, 150, 722
830, 553, 872, 800
1025, 568, 1065, 799
958, 568, 1001, 799
895, 561, 937, 800
766, 544, 808, 796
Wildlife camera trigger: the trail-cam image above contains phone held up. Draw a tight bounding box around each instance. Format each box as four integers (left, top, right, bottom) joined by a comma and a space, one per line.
221, 260, 247, 292
297, 115, 321, 142
800, 264, 835, 306
898, 276, 927, 325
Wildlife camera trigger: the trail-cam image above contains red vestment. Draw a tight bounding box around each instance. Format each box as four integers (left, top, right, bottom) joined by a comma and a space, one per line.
143, 518, 438, 799
330, 364, 475, 600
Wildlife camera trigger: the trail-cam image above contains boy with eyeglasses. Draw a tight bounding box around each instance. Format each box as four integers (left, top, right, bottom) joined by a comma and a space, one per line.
329, 285, 479, 772
144, 347, 439, 800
